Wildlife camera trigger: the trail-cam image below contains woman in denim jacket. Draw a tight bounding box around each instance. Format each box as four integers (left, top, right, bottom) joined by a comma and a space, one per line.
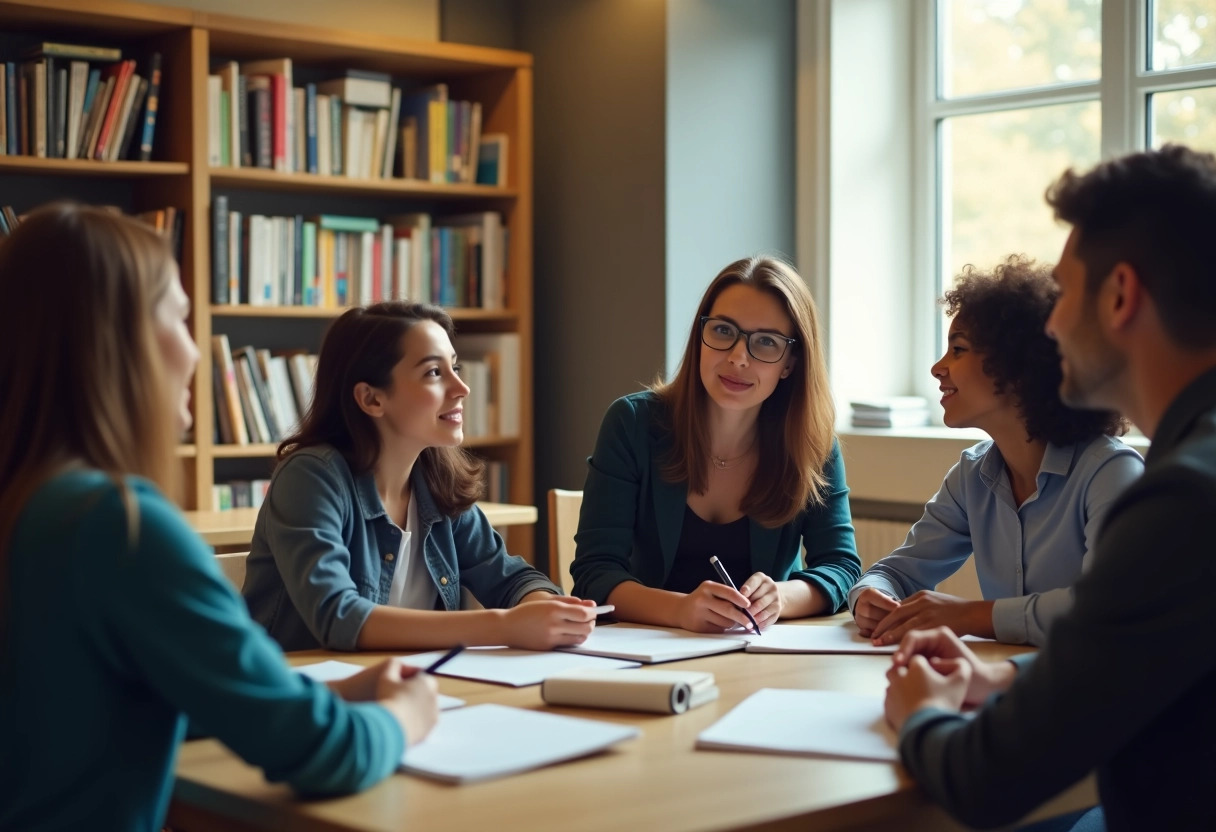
243, 302, 598, 652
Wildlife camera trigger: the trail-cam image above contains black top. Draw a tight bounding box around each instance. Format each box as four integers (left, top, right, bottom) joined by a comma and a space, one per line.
663, 505, 751, 594
899, 365, 1216, 832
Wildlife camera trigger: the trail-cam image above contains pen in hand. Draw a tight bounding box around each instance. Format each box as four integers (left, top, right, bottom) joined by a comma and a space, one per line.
708, 556, 762, 635
423, 644, 467, 674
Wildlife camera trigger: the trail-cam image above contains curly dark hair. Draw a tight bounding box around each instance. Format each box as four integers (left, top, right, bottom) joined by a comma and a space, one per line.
943, 255, 1127, 446
1046, 144, 1216, 349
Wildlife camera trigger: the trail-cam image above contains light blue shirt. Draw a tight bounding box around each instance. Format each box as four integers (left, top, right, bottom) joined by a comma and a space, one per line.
848, 435, 1144, 645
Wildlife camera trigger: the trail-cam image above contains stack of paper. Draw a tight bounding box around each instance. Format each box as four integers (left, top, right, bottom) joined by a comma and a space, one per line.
850, 396, 930, 429
400, 703, 639, 783
558, 623, 750, 664
697, 688, 898, 762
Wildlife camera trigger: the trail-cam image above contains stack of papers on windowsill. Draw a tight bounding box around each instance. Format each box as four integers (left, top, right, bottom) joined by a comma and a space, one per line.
850, 396, 930, 428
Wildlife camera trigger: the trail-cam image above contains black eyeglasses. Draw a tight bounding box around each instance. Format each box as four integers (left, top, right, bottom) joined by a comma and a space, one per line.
700, 317, 796, 364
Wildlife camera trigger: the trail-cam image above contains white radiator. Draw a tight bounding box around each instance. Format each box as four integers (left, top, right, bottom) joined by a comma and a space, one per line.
853, 518, 911, 569
851, 517, 982, 601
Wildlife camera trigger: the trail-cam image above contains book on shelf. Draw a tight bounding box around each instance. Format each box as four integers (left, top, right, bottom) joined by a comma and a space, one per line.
240, 58, 293, 172
22, 42, 122, 63
136, 52, 162, 161
211, 334, 249, 445
482, 461, 509, 502
317, 71, 391, 110
454, 333, 520, 437
476, 133, 508, 187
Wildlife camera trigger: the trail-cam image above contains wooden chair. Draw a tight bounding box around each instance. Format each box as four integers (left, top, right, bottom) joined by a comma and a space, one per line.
215, 551, 249, 592
546, 489, 582, 595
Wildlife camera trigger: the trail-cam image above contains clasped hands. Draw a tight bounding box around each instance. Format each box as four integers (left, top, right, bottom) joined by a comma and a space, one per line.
854, 587, 995, 645
882, 625, 1016, 733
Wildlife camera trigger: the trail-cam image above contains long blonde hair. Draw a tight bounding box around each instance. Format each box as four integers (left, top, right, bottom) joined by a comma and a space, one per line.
653, 255, 835, 527
0, 203, 181, 615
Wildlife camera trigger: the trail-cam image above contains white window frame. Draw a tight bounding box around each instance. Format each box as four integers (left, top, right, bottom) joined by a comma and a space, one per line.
914, 0, 1216, 400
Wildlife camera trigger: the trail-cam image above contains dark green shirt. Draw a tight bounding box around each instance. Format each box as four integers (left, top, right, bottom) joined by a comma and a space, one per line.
0, 471, 404, 831
899, 366, 1216, 831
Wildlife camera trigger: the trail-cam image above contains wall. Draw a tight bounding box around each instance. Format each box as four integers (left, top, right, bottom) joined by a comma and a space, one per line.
144, 0, 440, 39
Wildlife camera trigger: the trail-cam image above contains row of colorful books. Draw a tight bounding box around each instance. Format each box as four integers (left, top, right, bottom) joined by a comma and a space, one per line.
210, 202, 507, 310
213, 478, 272, 511
0, 203, 181, 262
211, 334, 316, 446
0, 42, 162, 161
206, 59, 503, 184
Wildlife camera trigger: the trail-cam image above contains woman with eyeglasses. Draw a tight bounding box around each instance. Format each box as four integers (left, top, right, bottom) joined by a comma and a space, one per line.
570, 256, 860, 632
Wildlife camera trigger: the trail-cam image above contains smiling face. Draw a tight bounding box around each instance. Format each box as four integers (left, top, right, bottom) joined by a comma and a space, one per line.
152, 263, 200, 435
698, 283, 796, 415
930, 317, 1016, 431
359, 320, 470, 454
1045, 229, 1126, 411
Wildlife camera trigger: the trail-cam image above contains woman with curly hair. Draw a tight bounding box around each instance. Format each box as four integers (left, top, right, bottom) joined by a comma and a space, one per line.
851, 255, 1143, 646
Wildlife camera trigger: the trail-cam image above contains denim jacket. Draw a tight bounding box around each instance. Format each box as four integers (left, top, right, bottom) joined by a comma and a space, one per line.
243, 445, 558, 651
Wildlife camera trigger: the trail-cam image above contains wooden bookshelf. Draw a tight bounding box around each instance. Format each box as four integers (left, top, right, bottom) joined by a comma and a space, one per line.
0, 0, 536, 557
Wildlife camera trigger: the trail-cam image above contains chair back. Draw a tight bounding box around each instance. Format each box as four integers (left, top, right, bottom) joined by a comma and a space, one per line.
546, 489, 582, 595
215, 551, 249, 592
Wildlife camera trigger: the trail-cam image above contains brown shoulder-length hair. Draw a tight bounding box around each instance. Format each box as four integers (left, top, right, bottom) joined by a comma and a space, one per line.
0, 202, 181, 609
652, 255, 836, 527
278, 301, 484, 516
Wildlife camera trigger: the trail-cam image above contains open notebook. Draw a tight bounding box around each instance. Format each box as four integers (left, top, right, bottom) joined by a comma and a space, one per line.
400, 703, 639, 783
697, 688, 898, 762
295, 660, 465, 709
558, 623, 749, 663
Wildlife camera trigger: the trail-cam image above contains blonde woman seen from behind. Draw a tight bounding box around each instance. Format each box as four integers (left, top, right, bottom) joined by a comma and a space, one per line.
0, 204, 437, 832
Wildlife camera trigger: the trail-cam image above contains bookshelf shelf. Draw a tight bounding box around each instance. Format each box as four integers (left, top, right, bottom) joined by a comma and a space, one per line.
0, 158, 189, 177
3, 0, 537, 558
210, 304, 518, 325
210, 168, 517, 201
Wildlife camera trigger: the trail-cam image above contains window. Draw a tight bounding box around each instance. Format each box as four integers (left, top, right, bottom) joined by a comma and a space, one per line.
924, 0, 1216, 364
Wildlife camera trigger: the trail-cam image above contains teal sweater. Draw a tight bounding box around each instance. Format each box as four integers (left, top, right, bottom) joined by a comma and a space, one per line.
0, 471, 404, 831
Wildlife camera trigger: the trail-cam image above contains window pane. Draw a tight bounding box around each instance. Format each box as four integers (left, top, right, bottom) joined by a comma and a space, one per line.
1151, 87, 1216, 151
1151, 0, 1216, 70
942, 0, 1101, 98
942, 101, 1101, 288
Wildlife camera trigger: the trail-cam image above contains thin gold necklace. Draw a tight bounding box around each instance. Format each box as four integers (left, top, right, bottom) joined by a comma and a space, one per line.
710, 438, 756, 470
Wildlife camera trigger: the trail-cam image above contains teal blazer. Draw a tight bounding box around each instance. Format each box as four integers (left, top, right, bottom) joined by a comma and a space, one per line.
571, 391, 860, 611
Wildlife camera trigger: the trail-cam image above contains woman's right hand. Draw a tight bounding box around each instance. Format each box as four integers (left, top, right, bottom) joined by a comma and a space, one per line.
676, 581, 754, 633
500, 599, 598, 649
370, 658, 440, 746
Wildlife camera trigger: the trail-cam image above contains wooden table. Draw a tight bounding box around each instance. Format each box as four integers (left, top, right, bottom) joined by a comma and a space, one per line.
169, 620, 1096, 831
183, 502, 539, 548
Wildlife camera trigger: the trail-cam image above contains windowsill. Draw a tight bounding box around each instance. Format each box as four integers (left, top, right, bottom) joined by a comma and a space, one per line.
836, 423, 1150, 506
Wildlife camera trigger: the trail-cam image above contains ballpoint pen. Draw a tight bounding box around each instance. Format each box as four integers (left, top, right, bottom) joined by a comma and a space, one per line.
708, 556, 761, 635
423, 644, 467, 674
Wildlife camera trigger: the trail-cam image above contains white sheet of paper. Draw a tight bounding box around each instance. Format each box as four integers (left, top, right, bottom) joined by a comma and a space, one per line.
743, 622, 899, 654
296, 660, 464, 709
399, 648, 640, 687
697, 688, 898, 762
558, 624, 749, 663
400, 703, 640, 783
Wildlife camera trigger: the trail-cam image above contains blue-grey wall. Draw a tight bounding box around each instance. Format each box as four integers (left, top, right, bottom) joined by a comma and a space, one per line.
665, 0, 796, 374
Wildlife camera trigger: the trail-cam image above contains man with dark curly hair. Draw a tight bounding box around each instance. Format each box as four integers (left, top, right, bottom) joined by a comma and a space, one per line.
851, 256, 1142, 648
886, 143, 1216, 831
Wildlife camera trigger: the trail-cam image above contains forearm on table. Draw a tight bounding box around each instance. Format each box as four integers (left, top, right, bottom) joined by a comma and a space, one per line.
606, 581, 685, 627
778, 579, 831, 617
355, 605, 509, 650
